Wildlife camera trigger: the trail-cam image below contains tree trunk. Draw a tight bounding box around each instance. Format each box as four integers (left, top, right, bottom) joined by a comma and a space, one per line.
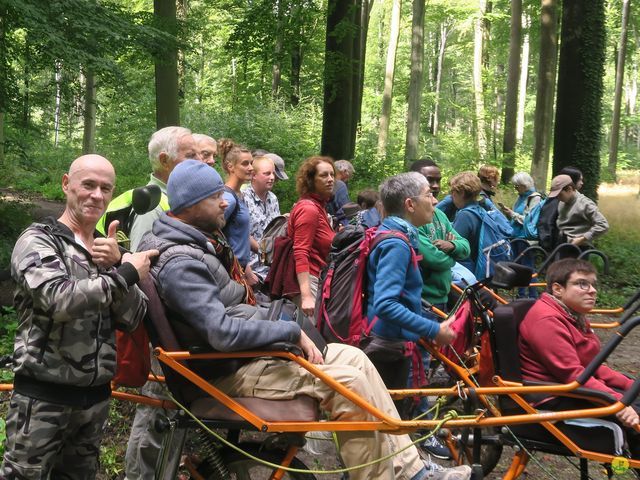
553, 0, 606, 201
350, 0, 372, 155
405, 0, 426, 163
272, 0, 284, 97
0, 10, 6, 166
430, 23, 448, 136
473, 0, 488, 160
154, 0, 180, 129
290, 42, 302, 106
377, 0, 402, 158
501, 0, 522, 183
530, 0, 559, 190
516, 14, 530, 144
321, 0, 357, 160
54, 60, 62, 147
607, 0, 630, 182
82, 70, 97, 154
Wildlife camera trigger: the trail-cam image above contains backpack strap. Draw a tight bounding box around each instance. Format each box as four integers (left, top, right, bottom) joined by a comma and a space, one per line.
223, 185, 241, 225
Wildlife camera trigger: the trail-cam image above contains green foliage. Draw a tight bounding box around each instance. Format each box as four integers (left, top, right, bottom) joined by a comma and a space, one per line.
0, 307, 17, 384
0, 200, 33, 268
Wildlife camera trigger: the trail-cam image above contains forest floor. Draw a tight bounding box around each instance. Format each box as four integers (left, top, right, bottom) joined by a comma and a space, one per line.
0, 185, 639, 479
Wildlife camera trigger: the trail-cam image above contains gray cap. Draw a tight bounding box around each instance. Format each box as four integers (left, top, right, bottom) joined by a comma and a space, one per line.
265, 153, 288, 180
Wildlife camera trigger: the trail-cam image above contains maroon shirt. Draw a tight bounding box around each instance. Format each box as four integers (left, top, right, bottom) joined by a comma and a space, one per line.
519, 293, 633, 401
288, 195, 335, 277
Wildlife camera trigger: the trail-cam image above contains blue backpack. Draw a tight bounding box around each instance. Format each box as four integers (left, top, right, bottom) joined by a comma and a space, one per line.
522, 194, 546, 240
461, 204, 513, 279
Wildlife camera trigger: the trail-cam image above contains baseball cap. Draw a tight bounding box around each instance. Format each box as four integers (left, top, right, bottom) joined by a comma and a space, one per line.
265, 153, 289, 180
548, 174, 574, 198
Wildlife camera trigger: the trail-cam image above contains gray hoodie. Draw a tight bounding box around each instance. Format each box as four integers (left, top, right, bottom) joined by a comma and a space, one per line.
557, 192, 609, 242
139, 213, 301, 355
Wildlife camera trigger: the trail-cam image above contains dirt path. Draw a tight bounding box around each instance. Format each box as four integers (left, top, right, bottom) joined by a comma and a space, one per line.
0, 187, 64, 219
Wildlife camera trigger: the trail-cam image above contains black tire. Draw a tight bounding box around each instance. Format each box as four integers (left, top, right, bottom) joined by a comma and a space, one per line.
455, 426, 503, 476
196, 442, 317, 480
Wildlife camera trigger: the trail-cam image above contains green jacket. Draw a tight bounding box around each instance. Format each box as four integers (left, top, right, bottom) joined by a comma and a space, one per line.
417, 208, 470, 305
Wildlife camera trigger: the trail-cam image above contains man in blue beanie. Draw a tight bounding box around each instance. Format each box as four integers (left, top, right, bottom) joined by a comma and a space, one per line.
132, 160, 471, 480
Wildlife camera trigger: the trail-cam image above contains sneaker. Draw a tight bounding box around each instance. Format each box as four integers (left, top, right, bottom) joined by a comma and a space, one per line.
420, 435, 453, 460
423, 461, 472, 480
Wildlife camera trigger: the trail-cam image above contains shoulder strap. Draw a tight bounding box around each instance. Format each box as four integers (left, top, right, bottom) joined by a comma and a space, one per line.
370, 230, 420, 269
223, 185, 241, 225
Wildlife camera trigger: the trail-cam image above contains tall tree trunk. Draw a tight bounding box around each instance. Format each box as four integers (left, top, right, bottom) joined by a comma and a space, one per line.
405, 0, 426, 163
22, 38, 30, 130
290, 44, 302, 106
607, 0, 630, 182
377, 0, 402, 158
321, 0, 357, 160
516, 14, 530, 144
154, 0, 180, 128
0, 10, 6, 166
82, 70, 97, 154
54, 60, 62, 147
501, 0, 522, 183
473, 0, 488, 160
272, 0, 284, 97
430, 23, 448, 136
530, 0, 559, 190
553, 0, 606, 201
350, 0, 372, 155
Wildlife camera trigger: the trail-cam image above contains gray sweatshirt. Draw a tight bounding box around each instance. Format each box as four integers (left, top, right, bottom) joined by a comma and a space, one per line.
557, 192, 609, 242
139, 213, 301, 354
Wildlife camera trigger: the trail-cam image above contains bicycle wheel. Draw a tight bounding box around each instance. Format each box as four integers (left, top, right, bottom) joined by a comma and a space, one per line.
196, 442, 317, 480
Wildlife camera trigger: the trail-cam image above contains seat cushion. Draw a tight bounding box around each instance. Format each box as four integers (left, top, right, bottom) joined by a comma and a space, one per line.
189, 395, 320, 422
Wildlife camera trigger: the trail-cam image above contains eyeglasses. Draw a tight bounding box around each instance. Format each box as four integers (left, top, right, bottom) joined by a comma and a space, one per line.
412, 192, 434, 201
568, 279, 598, 291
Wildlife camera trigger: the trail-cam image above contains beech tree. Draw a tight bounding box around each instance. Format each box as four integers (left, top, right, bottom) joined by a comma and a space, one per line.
553, 0, 606, 200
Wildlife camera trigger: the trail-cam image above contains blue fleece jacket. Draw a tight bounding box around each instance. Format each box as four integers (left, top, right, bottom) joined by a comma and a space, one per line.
366, 216, 441, 342
452, 202, 483, 273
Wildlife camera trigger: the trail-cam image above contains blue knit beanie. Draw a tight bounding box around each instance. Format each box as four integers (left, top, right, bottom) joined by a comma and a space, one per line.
167, 159, 224, 214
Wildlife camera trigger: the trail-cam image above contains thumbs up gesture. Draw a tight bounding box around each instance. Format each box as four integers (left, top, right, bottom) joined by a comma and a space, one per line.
92, 220, 122, 269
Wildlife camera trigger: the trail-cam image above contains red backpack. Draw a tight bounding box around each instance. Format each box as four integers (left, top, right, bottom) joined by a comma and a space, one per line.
315, 226, 417, 345
113, 320, 151, 388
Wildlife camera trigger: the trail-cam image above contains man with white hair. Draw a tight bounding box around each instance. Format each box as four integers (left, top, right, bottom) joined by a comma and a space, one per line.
192, 133, 217, 168
127, 126, 199, 251
327, 159, 355, 226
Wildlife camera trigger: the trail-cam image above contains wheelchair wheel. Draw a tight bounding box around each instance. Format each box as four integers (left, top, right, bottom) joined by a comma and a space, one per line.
196, 442, 317, 479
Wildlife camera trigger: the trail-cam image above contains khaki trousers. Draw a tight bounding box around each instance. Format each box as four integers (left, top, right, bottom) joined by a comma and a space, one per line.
214, 343, 424, 480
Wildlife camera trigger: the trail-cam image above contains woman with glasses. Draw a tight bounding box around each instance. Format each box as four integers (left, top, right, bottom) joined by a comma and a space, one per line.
500, 172, 542, 297
519, 258, 640, 455
365, 173, 457, 412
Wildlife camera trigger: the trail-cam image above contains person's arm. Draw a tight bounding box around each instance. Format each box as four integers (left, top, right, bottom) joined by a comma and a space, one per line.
291, 204, 320, 315
12, 230, 142, 322
583, 200, 609, 242
510, 194, 542, 225
159, 255, 301, 351
223, 191, 237, 221
417, 227, 456, 272
441, 214, 471, 260
522, 315, 626, 399
371, 239, 440, 339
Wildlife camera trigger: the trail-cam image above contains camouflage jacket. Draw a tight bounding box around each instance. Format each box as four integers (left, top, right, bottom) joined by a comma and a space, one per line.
10, 217, 146, 389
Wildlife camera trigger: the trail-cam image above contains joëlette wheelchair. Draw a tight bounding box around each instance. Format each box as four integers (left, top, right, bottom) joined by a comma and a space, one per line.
409, 262, 640, 479
3, 264, 638, 479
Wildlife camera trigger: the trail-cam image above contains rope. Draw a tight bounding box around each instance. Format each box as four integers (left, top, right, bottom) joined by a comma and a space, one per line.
160, 382, 474, 475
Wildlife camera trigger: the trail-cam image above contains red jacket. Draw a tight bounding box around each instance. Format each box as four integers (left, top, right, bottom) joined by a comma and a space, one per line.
519, 293, 633, 401
288, 195, 335, 278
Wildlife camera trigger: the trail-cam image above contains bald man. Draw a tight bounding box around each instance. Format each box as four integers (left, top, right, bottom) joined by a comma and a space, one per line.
1, 155, 156, 479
